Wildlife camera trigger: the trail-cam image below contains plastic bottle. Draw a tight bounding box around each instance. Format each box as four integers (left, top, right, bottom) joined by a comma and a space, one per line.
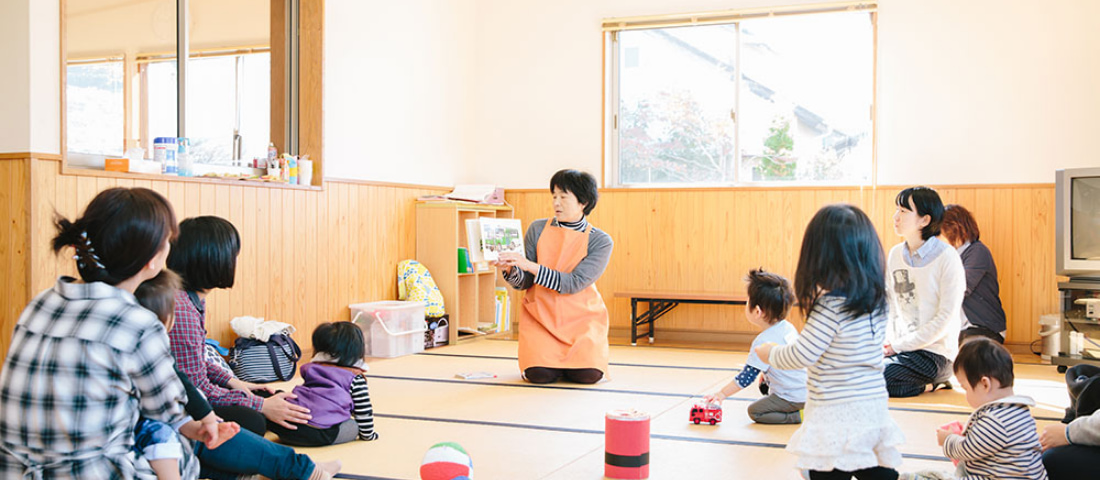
267, 143, 277, 169
177, 137, 192, 177
154, 137, 178, 175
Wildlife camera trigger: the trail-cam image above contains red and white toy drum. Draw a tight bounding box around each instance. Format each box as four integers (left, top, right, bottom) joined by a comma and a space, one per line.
605, 409, 650, 479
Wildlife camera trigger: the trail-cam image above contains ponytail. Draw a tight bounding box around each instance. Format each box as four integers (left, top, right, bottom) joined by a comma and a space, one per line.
52, 188, 178, 286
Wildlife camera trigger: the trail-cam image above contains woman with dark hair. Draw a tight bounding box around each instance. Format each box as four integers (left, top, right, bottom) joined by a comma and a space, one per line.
494, 169, 614, 384
0, 188, 213, 478
941, 204, 1006, 344
167, 216, 312, 436
883, 187, 966, 398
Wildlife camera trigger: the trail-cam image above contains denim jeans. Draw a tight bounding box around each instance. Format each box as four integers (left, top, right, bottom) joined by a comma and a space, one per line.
195, 428, 316, 480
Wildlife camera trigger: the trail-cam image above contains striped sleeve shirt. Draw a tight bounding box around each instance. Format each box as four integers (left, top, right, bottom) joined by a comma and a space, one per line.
943, 396, 1048, 480
503, 217, 592, 293
769, 294, 889, 405
350, 375, 379, 441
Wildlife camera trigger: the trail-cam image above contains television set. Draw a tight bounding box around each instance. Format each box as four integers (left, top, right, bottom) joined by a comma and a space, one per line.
1057, 167, 1100, 279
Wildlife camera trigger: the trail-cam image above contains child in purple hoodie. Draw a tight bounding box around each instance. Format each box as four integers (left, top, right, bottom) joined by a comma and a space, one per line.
268, 322, 380, 446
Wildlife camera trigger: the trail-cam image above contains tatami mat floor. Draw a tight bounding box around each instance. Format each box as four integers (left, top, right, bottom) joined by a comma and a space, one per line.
267, 339, 1069, 480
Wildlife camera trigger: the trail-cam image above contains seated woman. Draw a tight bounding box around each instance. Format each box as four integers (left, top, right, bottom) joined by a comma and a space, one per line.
941, 204, 1007, 344
1041, 381, 1100, 480
495, 169, 614, 384
0, 188, 204, 478
167, 216, 312, 436
884, 187, 966, 398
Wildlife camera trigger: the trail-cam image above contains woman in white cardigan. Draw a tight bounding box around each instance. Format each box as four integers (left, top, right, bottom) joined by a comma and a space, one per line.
883, 187, 966, 398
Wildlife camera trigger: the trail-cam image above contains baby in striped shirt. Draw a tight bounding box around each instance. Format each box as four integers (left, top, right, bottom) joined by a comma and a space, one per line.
909, 337, 1048, 480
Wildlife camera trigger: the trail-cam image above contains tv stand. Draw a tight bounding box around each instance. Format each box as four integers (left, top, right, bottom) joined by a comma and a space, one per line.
1053, 281, 1100, 373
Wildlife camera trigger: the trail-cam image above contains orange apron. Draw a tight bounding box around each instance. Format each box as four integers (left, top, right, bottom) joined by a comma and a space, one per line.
517, 219, 610, 374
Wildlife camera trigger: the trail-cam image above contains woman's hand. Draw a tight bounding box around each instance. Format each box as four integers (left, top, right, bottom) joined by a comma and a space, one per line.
754, 342, 777, 365
883, 344, 897, 357
261, 392, 312, 429
498, 252, 538, 275
1040, 423, 1070, 450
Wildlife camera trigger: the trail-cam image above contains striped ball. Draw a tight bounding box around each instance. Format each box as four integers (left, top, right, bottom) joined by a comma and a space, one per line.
420, 442, 473, 480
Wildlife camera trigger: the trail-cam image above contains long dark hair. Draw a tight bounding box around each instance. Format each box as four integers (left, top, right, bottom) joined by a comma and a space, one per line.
794, 204, 886, 317
52, 187, 178, 286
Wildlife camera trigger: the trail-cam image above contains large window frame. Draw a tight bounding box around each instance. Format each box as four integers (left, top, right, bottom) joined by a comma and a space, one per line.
604, 1, 878, 188
59, 0, 325, 187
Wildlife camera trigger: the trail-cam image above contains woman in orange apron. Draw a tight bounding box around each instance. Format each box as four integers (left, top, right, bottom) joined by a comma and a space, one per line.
495, 170, 614, 384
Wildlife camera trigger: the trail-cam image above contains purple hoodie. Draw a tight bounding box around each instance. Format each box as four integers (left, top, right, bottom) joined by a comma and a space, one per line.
288, 362, 359, 428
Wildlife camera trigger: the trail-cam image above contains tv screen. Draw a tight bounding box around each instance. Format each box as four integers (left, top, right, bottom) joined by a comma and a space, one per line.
1072, 176, 1100, 260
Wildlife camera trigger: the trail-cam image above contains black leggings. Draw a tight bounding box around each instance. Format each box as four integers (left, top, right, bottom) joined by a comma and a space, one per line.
809, 467, 898, 480
214, 405, 267, 436
959, 326, 1004, 344
1043, 444, 1100, 480
524, 367, 603, 385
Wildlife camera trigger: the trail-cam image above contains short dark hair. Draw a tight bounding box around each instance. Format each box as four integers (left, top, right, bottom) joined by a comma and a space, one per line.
313, 322, 365, 367
550, 169, 599, 216
954, 337, 1014, 388
942, 204, 981, 245
52, 187, 178, 286
896, 187, 944, 240
794, 204, 887, 317
134, 269, 182, 326
746, 268, 795, 324
167, 216, 241, 293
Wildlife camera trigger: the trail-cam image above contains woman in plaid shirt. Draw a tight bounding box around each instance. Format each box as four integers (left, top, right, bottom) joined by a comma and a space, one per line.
0, 188, 212, 479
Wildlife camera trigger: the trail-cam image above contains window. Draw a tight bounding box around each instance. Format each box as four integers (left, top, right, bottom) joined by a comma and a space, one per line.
609, 10, 874, 186
67, 60, 124, 156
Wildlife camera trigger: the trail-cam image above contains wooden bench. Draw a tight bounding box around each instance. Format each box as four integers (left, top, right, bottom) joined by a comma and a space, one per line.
614, 290, 748, 345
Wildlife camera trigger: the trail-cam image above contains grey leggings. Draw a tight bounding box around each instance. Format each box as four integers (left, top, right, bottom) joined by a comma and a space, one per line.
747, 393, 805, 424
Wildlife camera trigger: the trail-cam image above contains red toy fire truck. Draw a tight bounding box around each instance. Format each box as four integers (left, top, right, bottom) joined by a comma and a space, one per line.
689, 401, 723, 425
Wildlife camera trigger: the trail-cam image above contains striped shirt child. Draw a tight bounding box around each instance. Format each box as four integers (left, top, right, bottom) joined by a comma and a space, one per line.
943, 396, 1048, 480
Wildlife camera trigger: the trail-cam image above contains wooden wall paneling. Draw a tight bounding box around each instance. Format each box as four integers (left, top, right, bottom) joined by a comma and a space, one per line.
505, 185, 1059, 347
0, 158, 29, 363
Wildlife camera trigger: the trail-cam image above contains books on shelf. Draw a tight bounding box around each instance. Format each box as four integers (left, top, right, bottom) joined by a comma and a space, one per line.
495, 287, 511, 333
465, 218, 524, 263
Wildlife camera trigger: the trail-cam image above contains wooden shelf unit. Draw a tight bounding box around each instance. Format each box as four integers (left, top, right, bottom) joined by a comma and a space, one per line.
416, 202, 517, 344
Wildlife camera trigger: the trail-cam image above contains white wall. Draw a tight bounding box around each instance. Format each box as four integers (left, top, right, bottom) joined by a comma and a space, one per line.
0, 0, 59, 155
876, 0, 1100, 185
0, 0, 32, 153
464, 0, 1100, 188
29, 0, 60, 155
323, 0, 477, 185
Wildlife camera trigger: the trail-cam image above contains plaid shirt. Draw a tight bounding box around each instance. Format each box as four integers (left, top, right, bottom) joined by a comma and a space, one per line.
0, 277, 189, 479
168, 290, 264, 411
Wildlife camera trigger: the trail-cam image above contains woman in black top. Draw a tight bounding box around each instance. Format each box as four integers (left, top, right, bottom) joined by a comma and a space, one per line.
942, 204, 1007, 344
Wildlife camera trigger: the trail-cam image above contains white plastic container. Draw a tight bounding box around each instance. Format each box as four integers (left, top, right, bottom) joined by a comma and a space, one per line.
350, 301, 426, 358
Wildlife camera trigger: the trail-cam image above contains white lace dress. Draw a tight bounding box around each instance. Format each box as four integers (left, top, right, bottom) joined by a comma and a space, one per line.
786, 396, 905, 471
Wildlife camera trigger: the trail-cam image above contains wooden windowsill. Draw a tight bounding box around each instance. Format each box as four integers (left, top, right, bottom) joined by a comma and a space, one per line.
58, 163, 324, 191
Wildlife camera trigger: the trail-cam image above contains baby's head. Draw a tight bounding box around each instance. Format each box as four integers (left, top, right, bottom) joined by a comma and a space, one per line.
134, 269, 182, 331
954, 337, 1015, 408
745, 268, 795, 328
312, 322, 366, 367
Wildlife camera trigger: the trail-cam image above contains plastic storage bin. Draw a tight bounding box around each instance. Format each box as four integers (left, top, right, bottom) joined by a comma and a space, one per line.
350, 301, 427, 358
